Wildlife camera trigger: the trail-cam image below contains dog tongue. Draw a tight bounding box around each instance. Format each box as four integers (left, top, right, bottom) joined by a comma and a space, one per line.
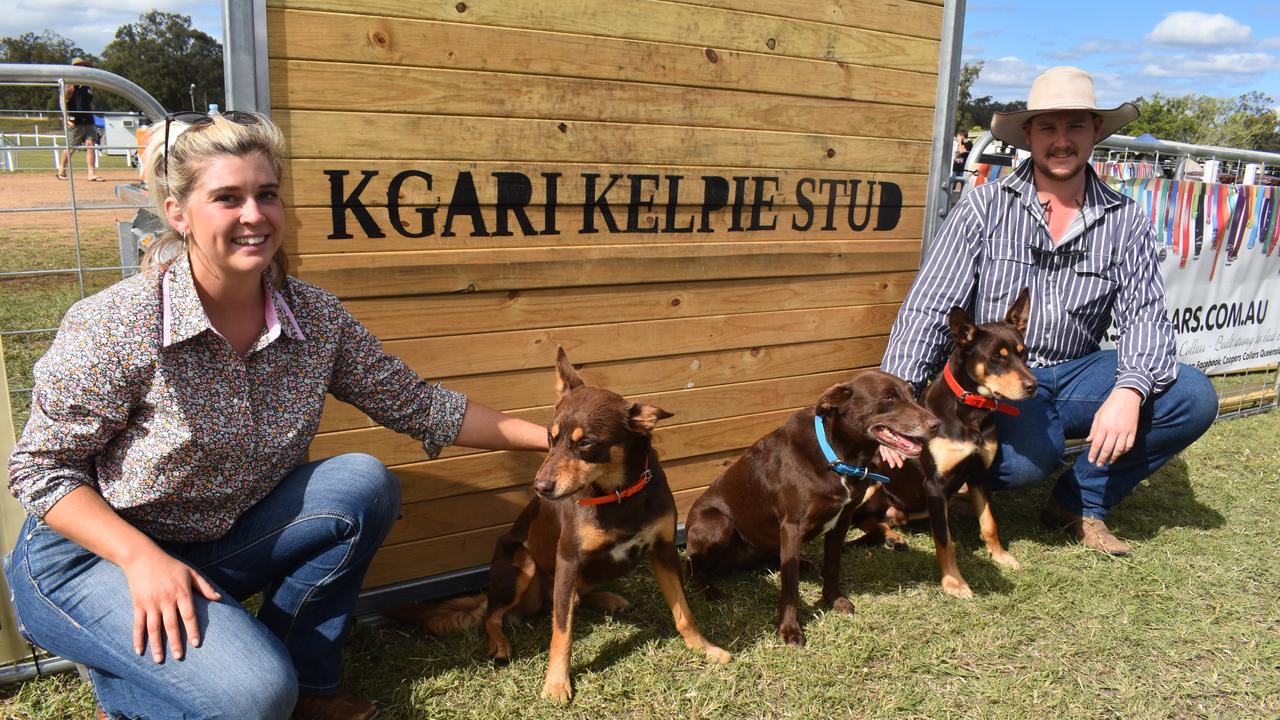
876, 427, 921, 455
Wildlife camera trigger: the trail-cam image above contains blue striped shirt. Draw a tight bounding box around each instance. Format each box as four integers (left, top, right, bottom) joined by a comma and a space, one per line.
881, 160, 1177, 399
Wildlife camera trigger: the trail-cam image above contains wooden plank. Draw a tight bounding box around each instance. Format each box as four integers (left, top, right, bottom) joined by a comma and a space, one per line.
381, 302, 901, 378
282, 160, 928, 210
313, 302, 898, 434
364, 450, 738, 588
323, 396, 796, 479
342, 272, 915, 340
270, 0, 940, 73
662, 0, 943, 39
284, 206, 925, 255
386, 368, 860, 504
270, 60, 933, 142
275, 111, 932, 174
267, 9, 936, 107
292, 241, 921, 298
315, 334, 891, 433
381, 409, 791, 546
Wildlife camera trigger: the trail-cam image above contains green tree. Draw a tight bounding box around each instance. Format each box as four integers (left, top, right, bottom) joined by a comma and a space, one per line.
0, 30, 94, 113
966, 97, 1027, 132
1126, 93, 1218, 144
99, 11, 223, 113
1220, 92, 1280, 152
1128, 92, 1280, 152
954, 61, 983, 132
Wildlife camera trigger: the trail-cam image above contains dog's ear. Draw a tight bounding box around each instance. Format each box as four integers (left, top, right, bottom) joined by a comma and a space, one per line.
817, 382, 854, 415
948, 306, 978, 348
554, 346, 585, 398
1004, 287, 1031, 335
628, 402, 673, 435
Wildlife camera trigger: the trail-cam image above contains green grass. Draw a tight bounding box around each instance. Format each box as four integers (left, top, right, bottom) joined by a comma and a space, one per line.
1, 225, 122, 425
2, 409, 1278, 719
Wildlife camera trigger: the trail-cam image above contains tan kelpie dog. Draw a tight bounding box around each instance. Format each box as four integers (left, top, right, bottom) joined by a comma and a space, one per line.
684, 370, 939, 647
396, 347, 728, 703
854, 288, 1036, 599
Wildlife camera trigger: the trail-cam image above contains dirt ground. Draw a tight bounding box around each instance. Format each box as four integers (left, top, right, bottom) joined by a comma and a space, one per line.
0, 168, 148, 234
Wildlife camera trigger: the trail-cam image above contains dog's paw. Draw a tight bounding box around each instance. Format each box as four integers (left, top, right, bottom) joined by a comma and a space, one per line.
702, 644, 732, 664
778, 624, 806, 648
829, 596, 855, 614
540, 676, 573, 704
941, 577, 974, 600
991, 551, 1022, 570
487, 637, 513, 666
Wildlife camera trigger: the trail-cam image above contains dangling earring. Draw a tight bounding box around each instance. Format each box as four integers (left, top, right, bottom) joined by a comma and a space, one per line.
182, 230, 189, 245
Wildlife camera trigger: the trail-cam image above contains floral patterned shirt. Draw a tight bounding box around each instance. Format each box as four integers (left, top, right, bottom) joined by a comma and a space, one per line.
8, 254, 467, 542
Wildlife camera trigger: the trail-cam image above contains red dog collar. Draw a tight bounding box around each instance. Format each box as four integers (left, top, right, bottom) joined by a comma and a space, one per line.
577, 460, 653, 506
943, 362, 1021, 416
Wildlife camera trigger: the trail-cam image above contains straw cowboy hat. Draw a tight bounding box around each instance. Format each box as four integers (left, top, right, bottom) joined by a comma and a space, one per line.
990, 66, 1138, 151
71, 57, 90, 66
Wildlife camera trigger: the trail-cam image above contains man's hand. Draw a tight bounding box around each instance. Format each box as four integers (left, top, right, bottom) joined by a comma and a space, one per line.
878, 444, 906, 469
121, 547, 222, 663
1087, 387, 1142, 467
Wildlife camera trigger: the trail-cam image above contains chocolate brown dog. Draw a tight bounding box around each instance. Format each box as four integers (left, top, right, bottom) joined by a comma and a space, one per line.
684, 370, 938, 647
854, 289, 1036, 599
397, 347, 728, 703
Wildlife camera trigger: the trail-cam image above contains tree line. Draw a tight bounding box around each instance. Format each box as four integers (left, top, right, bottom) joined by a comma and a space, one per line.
956, 61, 1280, 153
0, 12, 223, 116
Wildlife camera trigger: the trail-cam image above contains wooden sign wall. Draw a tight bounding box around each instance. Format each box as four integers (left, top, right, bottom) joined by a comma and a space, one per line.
267, 0, 942, 588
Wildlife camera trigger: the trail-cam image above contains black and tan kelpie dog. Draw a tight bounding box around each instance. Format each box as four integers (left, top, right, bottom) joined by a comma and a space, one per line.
853, 288, 1036, 599
684, 370, 939, 647
394, 347, 728, 703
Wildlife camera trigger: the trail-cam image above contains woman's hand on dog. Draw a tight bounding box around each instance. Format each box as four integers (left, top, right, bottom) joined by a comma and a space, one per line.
878, 444, 907, 469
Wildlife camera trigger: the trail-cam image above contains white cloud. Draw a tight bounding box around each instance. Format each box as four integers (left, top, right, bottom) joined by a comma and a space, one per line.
1046, 38, 1133, 60
1146, 12, 1252, 47
1261, 37, 1280, 50
978, 56, 1045, 87
1141, 52, 1276, 78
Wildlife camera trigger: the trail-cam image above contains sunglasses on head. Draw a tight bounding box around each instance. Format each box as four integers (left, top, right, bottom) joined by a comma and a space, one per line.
162, 110, 261, 183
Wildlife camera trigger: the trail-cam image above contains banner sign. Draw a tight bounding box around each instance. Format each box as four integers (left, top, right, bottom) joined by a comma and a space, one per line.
1113, 178, 1280, 373
323, 169, 904, 240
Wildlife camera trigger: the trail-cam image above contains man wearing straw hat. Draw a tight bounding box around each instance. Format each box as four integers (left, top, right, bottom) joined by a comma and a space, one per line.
880, 67, 1218, 556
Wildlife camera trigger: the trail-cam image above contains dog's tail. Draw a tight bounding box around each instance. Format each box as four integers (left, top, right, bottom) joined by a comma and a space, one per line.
384, 594, 489, 635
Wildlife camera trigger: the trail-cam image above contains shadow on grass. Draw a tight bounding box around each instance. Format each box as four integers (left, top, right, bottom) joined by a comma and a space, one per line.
979, 456, 1224, 551
842, 525, 1017, 598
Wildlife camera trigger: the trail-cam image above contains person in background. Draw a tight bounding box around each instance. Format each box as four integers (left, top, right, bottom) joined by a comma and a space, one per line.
879, 67, 1217, 556
56, 56, 102, 181
8, 111, 549, 720
951, 128, 973, 192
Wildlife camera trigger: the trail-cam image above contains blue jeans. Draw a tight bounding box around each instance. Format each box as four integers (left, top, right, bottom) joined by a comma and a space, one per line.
6, 453, 401, 720
990, 350, 1217, 520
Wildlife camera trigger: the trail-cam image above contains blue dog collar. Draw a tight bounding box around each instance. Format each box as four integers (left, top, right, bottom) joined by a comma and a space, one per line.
813, 415, 891, 484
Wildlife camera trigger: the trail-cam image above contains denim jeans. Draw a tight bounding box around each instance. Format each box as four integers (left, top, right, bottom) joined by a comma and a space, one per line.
990, 350, 1218, 520
6, 453, 401, 720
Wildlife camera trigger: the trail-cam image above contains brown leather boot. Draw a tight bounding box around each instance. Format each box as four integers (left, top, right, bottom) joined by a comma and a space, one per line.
1041, 498, 1130, 556
293, 689, 379, 720
95, 707, 109, 720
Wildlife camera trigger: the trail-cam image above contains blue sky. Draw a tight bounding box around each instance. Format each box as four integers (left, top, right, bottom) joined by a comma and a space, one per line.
5, 2, 1278, 108
964, 2, 1280, 106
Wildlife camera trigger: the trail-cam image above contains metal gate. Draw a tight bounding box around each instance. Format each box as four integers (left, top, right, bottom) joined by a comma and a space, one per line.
0, 61, 165, 681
